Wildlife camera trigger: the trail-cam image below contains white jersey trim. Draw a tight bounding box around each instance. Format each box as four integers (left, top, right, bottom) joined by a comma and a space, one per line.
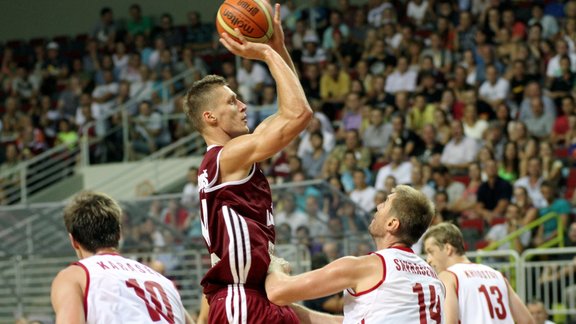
346, 252, 386, 297
203, 147, 256, 193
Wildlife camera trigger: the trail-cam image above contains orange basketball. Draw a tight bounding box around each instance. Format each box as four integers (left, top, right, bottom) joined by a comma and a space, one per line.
216, 0, 274, 43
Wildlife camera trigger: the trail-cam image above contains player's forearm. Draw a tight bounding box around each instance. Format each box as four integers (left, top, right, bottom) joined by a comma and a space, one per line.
263, 48, 311, 121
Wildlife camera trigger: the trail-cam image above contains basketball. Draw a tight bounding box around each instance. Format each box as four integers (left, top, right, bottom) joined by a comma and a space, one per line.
216, 0, 274, 43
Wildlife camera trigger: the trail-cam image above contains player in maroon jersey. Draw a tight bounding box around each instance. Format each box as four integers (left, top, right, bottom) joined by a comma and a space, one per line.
182, 3, 312, 324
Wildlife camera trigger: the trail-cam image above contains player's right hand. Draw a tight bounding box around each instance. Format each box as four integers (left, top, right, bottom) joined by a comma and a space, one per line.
268, 255, 291, 274
219, 28, 271, 62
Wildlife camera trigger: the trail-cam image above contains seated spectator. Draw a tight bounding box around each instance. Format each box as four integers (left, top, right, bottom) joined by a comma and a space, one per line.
515, 157, 547, 209
440, 120, 479, 174
362, 107, 392, 159
525, 97, 554, 140
475, 159, 513, 224
301, 32, 327, 66
338, 92, 363, 134
304, 195, 329, 238
375, 145, 412, 189
340, 150, 372, 193
237, 58, 271, 105
127, 4, 153, 39
431, 165, 465, 207
539, 140, 563, 187
462, 103, 489, 141
55, 119, 79, 150
434, 190, 458, 223
533, 181, 571, 247
298, 117, 335, 159
330, 129, 371, 173
519, 81, 556, 122
407, 92, 435, 133
551, 96, 575, 145
130, 100, 171, 157
153, 13, 183, 50
386, 114, 424, 157
485, 203, 531, 253
91, 7, 117, 49
175, 48, 208, 87
181, 166, 199, 210
185, 11, 215, 53
478, 65, 510, 110
409, 162, 435, 200
547, 55, 575, 109
452, 163, 482, 216
385, 56, 417, 94
349, 168, 377, 213
301, 131, 328, 179
498, 141, 520, 183
526, 299, 556, 324
320, 62, 350, 119
275, 192, 308, 238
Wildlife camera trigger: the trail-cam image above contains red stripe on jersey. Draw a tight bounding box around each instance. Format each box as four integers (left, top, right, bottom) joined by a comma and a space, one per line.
73, 262, 91, 321
348, 253, 386, 297
390, 246, 414, 254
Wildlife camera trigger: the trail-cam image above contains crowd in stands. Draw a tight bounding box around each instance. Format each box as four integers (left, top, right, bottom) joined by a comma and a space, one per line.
2, 0, 576, 278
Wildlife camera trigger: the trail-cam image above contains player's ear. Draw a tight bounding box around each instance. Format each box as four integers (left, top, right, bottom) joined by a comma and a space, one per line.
69, 233, 80, 250
387, 217, 400, 232
444, 243, 455, 256
203, 110, 216, 124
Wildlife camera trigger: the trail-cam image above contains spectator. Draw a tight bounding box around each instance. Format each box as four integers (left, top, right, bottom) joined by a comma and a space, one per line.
181, 166, 199, 210
175, 48, 208, 86
462, 103, 488, 141
475, 159, 513, 224
431, 165, 466, 206
127, 4, 153, 39
330, 129, 371, 173
420, 33, 453, 75
387, 114, 423, 157
375, 145, 412, 189
452, 162, 482, 216
548, 54, 575, 109
478, 65, 510, 110
533, 181, 571, 247
440, 120, 479, 174
515, 157, 547, 209
320, 62, 350, 118
130, 100, 171, 157
185, 11, 215, 53
55, 119, 79, 150
409, 162, 435, 200
455, 11, 477, 53
485, 202, 530, 255
498, 141, 520, 183
519, 81, 556, 122
304, 195, 329, 238
525, 97, 554, 140
340, 150, 372, 193
301, 32, 327, 66
338, 92, 363, 133
301, 130, 328, 179
407, 92, 435, 133
276, 192, 308, 238
526, 300, 555, 324
153, 13, 183, 50
236, 58, 271, 105
551, 96, 575, 145
91, 69, 118, 134
528, 4, 559, 39
385, 56, 418, 94
91, 7, 117, 49
539, 141, 563, 187
349, 168, 376, 213
322, 11, 350, 51
301, 63, 322, 101
406, 0, 430, 27
362, 107, 392, 158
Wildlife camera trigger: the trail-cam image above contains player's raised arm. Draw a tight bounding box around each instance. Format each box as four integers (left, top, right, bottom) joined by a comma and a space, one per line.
267, 2, 297, 74
218, 30, 312, 173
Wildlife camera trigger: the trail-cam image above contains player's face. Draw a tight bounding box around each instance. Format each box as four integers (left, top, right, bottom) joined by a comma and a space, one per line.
213, 86, 249, 137
368, 193, 396, 238
424, 237, 449, 273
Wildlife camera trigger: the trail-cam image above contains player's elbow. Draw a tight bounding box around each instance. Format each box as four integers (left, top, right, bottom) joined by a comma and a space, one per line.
267, 288, 292, 306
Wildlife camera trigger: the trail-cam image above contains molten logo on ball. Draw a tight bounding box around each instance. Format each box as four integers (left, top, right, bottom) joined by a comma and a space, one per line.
222, 9, 255, 35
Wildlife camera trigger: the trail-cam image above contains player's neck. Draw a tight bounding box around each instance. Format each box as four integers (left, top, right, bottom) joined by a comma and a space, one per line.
79, 248, 119, 259
451, 255, 471, 266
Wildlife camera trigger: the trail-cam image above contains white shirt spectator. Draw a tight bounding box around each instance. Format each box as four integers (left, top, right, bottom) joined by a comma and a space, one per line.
350, 186, 377, 212
374, 161, 412, 190
237, 62, 271, 104
486, 223, 531, 251
275, 209, 309, 237
479, 78, 510, 101
181, 182, 199, 209
546, 53, 576, 77
440, 136, 478, 166
463, 120, 489, 140
367, 2, 393, 27
297, 131, 335, 159
385, 70, 418, 94
407, 0, 429, 26
514, 177, 547, 208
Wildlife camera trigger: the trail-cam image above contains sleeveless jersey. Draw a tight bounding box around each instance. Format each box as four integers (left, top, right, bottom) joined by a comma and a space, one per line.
343, 247, 445, 324
198, 145, 275, 296
447, 263, 513, 324
75, 254, 186, 324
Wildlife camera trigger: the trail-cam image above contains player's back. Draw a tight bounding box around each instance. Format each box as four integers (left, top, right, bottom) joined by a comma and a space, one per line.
343, 247, 445, 323
447, 263, 514, 324
76, 254, 186, 324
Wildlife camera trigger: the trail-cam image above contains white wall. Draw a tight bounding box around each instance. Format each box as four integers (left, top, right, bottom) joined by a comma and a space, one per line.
0, 0, 220, 42
81, 156, 202, 200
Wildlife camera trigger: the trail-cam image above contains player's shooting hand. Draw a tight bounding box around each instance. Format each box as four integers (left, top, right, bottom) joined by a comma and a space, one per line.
268, 255, 291, 274
219, 29, 270, 62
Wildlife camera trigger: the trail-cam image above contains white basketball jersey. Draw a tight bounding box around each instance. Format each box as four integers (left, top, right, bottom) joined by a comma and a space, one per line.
76, 254, 186, 324
447, 263, 513, 324
343, 247, 445, 324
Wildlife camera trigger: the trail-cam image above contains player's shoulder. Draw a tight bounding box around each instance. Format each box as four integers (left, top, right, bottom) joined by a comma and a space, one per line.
52, 264, 86, 288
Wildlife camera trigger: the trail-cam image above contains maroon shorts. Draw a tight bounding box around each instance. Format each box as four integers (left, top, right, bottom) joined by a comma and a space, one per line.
208, 285, 298, 324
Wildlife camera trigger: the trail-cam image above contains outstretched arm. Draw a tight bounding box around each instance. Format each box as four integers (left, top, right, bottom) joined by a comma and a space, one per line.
265, 255, 380, 306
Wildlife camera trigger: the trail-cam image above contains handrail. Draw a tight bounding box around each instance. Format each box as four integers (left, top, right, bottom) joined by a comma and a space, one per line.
482, 212, 564, 252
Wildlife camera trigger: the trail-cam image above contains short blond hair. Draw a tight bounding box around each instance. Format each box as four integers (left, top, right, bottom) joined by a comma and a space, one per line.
183, 75, 227, 132
390, 185, 435, 245
422, 222, 466, 255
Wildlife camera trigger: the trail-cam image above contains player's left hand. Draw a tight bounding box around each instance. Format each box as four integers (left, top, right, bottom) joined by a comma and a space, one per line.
267, 3, 286, 52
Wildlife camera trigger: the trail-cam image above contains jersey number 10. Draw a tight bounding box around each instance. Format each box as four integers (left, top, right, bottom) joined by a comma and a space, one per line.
126, 278, 175, 323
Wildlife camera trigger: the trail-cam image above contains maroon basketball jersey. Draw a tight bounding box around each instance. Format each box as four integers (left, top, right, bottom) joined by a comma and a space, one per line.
198, 145, 275, 296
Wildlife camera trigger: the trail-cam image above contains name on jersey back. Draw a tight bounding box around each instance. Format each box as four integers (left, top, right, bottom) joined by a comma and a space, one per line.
95, 260, 160, 277
394, 259, 438, 279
